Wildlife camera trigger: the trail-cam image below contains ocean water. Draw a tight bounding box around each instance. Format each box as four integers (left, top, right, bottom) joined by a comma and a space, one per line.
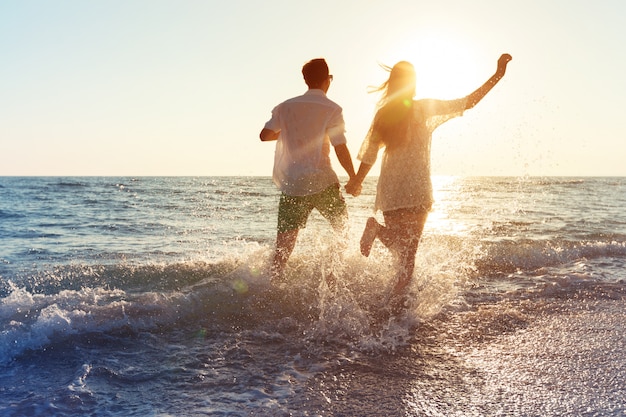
0, 176, 625, 416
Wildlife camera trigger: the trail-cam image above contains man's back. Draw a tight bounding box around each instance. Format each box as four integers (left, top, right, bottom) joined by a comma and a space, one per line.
268, 89, 346, 196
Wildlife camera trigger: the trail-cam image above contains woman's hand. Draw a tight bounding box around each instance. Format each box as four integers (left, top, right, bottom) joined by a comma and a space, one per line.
497, 54, 512, 73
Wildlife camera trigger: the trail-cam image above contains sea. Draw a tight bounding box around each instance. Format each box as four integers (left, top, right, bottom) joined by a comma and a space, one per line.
0, 176, 625, 416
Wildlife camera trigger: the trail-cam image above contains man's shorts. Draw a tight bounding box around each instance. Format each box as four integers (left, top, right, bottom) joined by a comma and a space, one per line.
277, 183, 347, 233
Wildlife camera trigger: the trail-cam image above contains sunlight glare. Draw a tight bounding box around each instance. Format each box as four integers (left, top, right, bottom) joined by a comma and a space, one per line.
429, 176, 471, 237
387, 31, 482, 99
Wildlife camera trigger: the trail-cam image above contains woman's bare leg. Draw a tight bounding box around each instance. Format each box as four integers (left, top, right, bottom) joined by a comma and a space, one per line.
382, 209, 428, 296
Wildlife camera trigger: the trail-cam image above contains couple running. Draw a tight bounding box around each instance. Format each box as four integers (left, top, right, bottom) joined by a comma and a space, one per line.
260, 54, 512, 299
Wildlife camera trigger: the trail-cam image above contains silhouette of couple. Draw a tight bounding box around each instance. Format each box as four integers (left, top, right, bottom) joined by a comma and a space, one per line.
260, 54, 512, 305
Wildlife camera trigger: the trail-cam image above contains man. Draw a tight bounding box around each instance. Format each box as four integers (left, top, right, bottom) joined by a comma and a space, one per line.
260, 58, 356, 287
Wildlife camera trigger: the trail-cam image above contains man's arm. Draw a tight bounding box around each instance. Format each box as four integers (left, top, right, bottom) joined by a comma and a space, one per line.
334, 143, 356, 180
345, 162, 373, 197
465, 53, 512, 110
260, 128, 279, 141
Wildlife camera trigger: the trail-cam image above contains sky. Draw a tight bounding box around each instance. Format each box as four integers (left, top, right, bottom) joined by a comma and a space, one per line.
1, 0, 625, 177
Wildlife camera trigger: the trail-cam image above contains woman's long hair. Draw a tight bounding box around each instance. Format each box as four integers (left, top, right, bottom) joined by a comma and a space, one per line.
369, 61, 416, 150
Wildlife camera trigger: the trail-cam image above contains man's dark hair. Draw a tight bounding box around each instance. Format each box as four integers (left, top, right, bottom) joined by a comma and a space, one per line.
302, 58, 329, 88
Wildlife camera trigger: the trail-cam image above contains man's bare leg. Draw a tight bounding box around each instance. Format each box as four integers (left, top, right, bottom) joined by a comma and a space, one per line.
270, 229, 298, 283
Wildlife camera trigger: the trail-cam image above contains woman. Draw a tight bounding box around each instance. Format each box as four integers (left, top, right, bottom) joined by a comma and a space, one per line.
346, 53, 512, 300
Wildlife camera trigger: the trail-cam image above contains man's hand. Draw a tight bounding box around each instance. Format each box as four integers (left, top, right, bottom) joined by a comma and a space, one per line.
259, 128, 279, 141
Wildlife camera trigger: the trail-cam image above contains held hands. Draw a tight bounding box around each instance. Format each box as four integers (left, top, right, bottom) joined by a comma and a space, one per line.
345, 178, 362, 197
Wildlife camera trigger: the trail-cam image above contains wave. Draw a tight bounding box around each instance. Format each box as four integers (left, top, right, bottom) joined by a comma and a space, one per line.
0, 242, 459, 363
55, 180, 90, 188
0, 262, 244, 364
475, 238, 626, 276
0, 209, 24, 220
2, 231, 625, 364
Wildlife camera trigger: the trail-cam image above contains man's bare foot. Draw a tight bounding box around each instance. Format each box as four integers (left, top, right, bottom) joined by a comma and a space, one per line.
360, 217, 379, 257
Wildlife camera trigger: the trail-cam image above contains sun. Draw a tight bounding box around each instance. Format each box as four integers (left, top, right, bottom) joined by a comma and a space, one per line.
385, 31, 484, 99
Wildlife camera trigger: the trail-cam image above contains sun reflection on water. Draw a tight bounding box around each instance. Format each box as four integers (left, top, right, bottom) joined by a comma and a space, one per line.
429, 175, 473, 238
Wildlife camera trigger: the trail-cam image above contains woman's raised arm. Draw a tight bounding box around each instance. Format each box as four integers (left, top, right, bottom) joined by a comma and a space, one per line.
466, 53, 512, 110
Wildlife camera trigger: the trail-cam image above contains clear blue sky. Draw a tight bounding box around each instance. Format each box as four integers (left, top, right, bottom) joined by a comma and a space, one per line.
1, 0, 625, 176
